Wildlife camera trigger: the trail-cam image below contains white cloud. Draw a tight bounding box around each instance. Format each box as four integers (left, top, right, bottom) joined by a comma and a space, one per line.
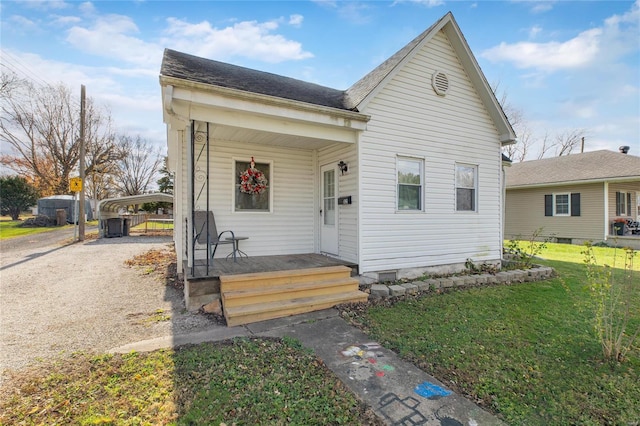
21, 0, 70, 11
50, 14, 81, 26
528, 25, 542, 39
78, 1, 95, 15
7, 14, 40, 32
392, 0, 444, 7
162, 18, 313, 63
482, 27, 602, 71
530, 2, 554, 14
482, 1, 639, 72
289, 14, 303, 27
65, 14, 162, 67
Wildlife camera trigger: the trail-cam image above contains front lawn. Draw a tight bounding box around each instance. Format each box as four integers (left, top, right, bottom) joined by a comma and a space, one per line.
0, 218, 68, 240
0, 337, 380, 425
350, 242, 639, 425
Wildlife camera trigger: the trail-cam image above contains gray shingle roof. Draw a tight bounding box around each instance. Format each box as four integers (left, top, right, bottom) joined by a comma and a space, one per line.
160, 14, 447, 113
505, 150, 640, 188
161, 49, 348, 110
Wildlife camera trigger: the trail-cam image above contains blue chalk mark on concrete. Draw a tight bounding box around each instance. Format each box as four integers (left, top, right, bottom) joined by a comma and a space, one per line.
414, 381, 452, 399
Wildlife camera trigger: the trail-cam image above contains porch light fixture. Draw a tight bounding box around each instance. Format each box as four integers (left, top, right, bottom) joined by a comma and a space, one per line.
337, 161, 348, 175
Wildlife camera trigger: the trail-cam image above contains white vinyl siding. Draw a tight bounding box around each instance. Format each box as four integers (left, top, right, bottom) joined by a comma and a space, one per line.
188, 135, 315, 259
358, 29, 503, 274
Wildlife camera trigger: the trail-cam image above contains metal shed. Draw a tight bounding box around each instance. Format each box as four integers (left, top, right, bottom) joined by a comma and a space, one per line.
37, 195, 94, 223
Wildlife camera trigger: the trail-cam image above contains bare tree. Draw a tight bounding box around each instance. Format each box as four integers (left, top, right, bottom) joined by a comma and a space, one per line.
112, 135, 162, 199
554, 129, 587, 157
0, 77, 117, 196
0, 71, 23, 97
492, 80, 588, 162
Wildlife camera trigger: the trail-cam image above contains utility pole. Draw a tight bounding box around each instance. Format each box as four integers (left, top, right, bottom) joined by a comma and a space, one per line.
79, 85, 86, 241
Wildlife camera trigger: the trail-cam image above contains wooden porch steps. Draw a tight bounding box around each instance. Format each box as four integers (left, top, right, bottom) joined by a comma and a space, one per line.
220, 266, 368, 326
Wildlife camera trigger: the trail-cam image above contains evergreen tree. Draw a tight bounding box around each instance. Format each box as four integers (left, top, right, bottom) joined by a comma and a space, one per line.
0, 176, 40, 220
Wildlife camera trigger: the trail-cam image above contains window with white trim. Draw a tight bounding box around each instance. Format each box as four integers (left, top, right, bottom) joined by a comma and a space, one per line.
554, 193, 570, 216
544, 193, 581, 217
455, 164, 477, 212
397, 157, 423, 211
616, 191, 631, 216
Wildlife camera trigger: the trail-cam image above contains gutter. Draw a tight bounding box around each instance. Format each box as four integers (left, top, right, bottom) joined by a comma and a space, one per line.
159, 75, 371, 126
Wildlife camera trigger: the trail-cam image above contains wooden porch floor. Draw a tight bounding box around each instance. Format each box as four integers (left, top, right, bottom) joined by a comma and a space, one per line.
186, 253, 358, 279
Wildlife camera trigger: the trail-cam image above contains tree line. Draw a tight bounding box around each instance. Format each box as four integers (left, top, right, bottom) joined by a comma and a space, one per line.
0, 72, 168, 219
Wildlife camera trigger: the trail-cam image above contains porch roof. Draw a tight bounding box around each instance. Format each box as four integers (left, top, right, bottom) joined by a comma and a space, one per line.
161, 49, 348, 111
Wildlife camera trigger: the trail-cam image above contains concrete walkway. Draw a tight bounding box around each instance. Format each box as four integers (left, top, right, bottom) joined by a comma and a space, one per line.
111, 309, 504, 426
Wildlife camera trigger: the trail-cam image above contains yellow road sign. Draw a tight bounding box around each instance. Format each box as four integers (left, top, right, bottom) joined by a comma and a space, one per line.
69, 177, 82, 192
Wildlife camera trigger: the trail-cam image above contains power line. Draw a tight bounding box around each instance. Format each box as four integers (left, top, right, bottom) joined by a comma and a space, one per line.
0, 50, 52, 88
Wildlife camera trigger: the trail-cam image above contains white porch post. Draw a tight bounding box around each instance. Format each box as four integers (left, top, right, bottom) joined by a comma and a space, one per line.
604, 181, 610, 241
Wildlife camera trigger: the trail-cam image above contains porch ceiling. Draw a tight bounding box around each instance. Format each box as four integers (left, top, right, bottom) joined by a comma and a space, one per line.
210, 123, 347, 150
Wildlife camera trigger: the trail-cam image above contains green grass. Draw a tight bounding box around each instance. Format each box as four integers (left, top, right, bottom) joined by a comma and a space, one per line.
131, 221, 174, 232
0, 218, 69, 240
0, 337, 377, 425
354, 243, 639, 425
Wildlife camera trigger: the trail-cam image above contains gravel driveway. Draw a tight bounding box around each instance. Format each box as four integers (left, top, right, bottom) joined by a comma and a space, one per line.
0, 231, 217, 384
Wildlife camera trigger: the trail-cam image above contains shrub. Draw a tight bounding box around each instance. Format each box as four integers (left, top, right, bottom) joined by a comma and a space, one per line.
583, 242, 639, 362
505, 228, 552, 268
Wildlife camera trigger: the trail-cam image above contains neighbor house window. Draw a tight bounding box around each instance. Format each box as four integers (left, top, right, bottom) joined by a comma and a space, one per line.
616, 191, 632, 216
554, 193, 570, 216
397, 157, 423, 211
455, 164, 477, 212
544, 193, 581, 217
234, 159, 271, 212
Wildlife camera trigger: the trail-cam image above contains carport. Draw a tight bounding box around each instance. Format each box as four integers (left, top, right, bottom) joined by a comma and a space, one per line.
97, 193, 174, 238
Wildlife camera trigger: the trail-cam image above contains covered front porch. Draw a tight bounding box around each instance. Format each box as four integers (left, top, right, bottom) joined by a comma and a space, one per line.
161, 65, 370, 324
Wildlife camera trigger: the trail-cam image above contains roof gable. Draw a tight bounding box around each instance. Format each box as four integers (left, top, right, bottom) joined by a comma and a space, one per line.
505, 150, 640, 188
344, 12, 515, 144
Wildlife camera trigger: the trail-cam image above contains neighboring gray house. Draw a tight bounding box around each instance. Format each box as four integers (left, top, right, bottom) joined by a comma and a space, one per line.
160, 11, 515, 313
505, 149, 640, 248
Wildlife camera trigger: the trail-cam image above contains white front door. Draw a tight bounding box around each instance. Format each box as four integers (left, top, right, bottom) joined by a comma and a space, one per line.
320, 164, 339, 255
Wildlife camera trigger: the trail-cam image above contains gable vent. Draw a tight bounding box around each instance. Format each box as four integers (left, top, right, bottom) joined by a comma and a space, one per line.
431, 71, 449, 96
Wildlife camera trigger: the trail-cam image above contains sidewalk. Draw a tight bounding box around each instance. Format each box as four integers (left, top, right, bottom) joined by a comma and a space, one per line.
110, 309, 505, 426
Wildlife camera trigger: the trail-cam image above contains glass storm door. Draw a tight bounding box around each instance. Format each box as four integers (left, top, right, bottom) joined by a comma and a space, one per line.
320, 164, 339, 255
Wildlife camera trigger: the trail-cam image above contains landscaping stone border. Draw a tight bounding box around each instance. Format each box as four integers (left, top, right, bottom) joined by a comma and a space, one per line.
368, 265, 556, 299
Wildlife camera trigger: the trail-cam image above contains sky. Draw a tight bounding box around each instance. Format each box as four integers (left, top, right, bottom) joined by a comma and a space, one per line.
1, 0, 639, 160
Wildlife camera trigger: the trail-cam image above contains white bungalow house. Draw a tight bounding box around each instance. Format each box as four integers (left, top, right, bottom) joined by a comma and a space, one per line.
160, 12, 515, 322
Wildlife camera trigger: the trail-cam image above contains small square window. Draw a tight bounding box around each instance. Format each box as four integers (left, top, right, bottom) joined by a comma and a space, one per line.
397, 158, 423, 211
456, 164, 477, 212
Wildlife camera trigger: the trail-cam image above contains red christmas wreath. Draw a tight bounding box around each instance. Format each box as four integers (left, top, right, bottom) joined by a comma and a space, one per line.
240, 157, 268, 195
